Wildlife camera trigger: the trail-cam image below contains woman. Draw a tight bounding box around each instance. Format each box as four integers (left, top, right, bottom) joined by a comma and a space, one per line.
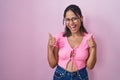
48, 4, 97, 80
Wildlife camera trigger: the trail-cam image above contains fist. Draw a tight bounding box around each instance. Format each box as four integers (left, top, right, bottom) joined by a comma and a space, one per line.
48, 33, 56, 47
87, 34, 96, 48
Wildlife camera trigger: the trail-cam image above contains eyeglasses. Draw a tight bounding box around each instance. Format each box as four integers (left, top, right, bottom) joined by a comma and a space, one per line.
64, 17, 79, 23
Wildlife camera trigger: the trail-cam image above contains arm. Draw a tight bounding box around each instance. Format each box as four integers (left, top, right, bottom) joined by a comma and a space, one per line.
86, 35, 97, 69
48, 46, 58, 68
86, 46, 97, 69
47, 33, 59, 68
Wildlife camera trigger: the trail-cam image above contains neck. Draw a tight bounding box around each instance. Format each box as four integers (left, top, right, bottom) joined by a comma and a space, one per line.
71, 32, 83, 38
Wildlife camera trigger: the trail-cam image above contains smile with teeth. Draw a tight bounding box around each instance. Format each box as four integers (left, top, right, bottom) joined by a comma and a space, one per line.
70, 25, 77, 31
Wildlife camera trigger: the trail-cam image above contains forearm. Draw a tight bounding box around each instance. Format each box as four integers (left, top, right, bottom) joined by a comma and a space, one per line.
47, 46, 57, 68
86, 46, 97, 69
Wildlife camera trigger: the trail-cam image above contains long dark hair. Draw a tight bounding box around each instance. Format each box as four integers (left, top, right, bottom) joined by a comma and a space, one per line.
63, 4, 88, 37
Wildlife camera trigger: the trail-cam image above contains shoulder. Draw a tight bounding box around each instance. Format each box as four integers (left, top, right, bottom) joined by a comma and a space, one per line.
84, 33, 94, 39
55, 32, 64, 38
54, 32, 65, 45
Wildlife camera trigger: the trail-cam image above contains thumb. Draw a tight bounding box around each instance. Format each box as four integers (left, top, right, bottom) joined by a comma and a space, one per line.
90, 33, 95, 41
48, 33, 54, 40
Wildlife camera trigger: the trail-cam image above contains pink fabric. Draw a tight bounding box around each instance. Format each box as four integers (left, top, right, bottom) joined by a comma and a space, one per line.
54, 32, 92, 70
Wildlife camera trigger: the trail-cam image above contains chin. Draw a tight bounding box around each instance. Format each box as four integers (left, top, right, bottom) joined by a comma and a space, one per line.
71, 30, 78, 33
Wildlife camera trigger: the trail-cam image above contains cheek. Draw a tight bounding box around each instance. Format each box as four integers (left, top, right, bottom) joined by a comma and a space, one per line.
77, 21, 81, 26
76, 22, 82, 29
66, 24, 71, 29
66, 23, 69, 26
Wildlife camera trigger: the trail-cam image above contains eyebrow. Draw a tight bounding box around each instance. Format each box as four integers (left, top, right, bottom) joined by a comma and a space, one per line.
65, 16, 78, 19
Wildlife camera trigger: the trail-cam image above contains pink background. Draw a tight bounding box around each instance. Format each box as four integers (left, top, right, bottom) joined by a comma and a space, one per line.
0, 0, 120, 80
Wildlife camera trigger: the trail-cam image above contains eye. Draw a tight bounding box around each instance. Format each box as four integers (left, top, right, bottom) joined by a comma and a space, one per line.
72, 17, 78, 21
64, 17, 79, 23
65, 18, 70, 21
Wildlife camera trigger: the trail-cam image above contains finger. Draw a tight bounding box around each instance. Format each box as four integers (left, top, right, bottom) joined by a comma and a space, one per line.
49, 33, 56, 42
90, 34, 94, 41
48, 33, 53, 39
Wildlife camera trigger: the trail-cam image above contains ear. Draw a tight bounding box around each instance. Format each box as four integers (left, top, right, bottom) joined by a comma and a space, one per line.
78, 16, 83, 22
80, 16, 83, 22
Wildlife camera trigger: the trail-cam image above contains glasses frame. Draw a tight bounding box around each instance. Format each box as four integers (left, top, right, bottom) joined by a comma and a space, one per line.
64, 17, 79, 24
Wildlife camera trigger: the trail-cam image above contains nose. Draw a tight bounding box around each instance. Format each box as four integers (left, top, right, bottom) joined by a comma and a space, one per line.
69, 19, 74, 25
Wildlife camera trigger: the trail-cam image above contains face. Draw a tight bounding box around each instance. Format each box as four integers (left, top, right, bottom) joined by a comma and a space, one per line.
64, 10, 83, 34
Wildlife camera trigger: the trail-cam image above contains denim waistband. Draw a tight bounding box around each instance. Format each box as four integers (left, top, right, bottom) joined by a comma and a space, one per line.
56, 65, 87, 77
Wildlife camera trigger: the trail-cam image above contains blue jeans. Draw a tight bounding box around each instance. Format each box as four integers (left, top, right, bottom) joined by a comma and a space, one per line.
53, 65, 89, 80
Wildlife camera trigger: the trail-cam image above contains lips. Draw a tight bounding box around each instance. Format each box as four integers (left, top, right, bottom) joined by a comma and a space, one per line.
70, 25, 77, 31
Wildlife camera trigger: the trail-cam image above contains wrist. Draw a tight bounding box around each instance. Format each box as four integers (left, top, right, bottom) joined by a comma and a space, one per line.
90, 45, 96, 48
48, 45, 54, 50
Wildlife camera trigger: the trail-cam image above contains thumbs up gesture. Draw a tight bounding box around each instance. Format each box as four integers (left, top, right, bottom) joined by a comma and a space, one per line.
87, 34, 96, 48
48, 33, 56, 47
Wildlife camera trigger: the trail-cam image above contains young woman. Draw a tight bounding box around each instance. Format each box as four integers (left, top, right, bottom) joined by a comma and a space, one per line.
48, 4, 97, 80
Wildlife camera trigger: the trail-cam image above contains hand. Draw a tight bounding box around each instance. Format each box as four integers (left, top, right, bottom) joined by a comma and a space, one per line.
87, 34, 96, 48
48, 33, 56, 47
